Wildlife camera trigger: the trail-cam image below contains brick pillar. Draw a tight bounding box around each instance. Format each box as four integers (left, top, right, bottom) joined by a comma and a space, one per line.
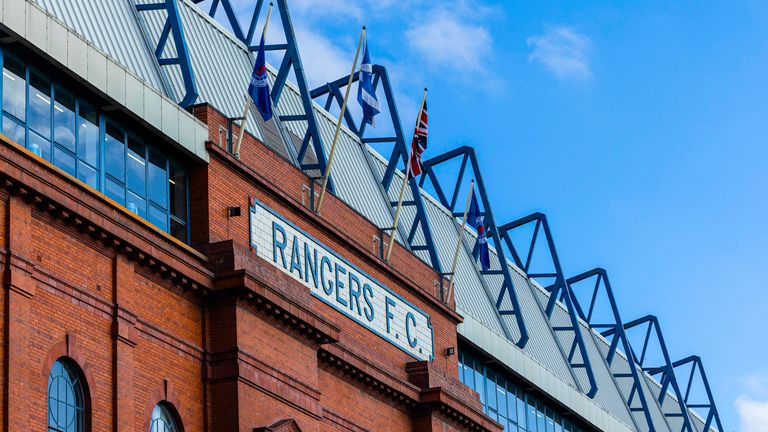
112, 254, 137, 431
4, 194, 35, 429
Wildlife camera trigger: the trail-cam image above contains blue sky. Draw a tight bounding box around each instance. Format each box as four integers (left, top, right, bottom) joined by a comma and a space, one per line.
223, 0, 768, 430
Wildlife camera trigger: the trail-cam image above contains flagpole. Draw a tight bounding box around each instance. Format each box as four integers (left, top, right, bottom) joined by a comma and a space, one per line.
445, 180, 474, 303
315, 26, 367, 214
384, 88, 427, 262
235, 2, 273, 158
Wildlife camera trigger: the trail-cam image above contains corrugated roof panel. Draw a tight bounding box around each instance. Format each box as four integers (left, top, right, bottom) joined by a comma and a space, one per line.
35, 0, 165, 91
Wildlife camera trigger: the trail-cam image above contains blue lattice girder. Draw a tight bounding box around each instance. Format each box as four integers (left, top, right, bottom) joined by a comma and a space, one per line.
308, 65, 442, 272
567, 268, 656, 430
419, 146, 529, 348
616, 315, 695, 432
136, 0, 199, 107
191, 0, 333, 190
672, 356, 723, 432
498, 213, 598, 398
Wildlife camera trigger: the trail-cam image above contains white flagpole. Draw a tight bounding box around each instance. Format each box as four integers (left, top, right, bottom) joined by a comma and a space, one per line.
234, 2, 274, 158
315, 26, 367, 214
445, 180, 474, 303
385, 88, 427, 262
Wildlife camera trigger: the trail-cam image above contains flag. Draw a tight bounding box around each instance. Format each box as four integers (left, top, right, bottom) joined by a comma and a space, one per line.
409, 100, 428, 177
357, 41, 380, 128
467, 192, 490, 271
248, 32, 272, 122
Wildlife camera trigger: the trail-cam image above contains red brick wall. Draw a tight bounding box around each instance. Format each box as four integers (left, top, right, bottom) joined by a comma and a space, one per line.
0, 105, 498, 432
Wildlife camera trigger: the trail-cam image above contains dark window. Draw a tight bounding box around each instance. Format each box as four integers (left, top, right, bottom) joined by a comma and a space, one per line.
48, 358, 86, 432
150, 403, 180, 432
1, 49, 190, 243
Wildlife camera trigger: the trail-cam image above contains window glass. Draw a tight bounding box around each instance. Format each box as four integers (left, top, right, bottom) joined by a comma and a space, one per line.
149, 205, 168, 231
537, 402, 546, 432
169, 161, 187, 221
77, 161, 98, 189
48, 359, 85, 432
29, 130, 51, 161
475, 367, 485, 405
105, 121, 125, 179
170, 218, 187, 243
527, 397, 537, 432
78, 102, 99, 167
54, 86, 76, 152
497, 382, 507, 419
150, 403, 179, 432
148, 148, 167, 207
106, 177, 125, 205
127, 191, 146, 218
127, 136, 146, 194
29, 71, 51, 138
486, 370, 497, 410
3, 115, 25, 146
54, 147, 76, 176
2, 56, 25, 121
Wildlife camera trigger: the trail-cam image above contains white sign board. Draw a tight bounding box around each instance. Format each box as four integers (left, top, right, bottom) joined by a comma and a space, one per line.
249, 199, 434, 361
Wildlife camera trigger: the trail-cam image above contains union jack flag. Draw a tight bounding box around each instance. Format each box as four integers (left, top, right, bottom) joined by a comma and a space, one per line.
408, 100, 428, 177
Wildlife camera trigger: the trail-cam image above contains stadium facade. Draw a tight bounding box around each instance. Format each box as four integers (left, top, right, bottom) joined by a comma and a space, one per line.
0, 0, 722, 431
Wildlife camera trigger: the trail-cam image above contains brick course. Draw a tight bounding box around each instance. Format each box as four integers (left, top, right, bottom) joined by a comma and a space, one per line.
0, 103, 501, 432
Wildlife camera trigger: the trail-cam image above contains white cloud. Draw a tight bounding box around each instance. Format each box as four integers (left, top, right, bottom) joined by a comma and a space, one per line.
527, 26, 593, 81
292, 26, 355, 89
736, 396, 768, 432
405, 10, 492, 72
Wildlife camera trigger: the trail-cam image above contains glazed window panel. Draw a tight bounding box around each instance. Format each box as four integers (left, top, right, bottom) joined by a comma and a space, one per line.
29, 71, 51, 139
1, 49, 190, 243
48, 359, 85, 432
53, 86, 76, 152
2, 56, 25, 121
78, 101, 100, 167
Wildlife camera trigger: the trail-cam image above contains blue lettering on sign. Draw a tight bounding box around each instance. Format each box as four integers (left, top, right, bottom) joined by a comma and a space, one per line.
290, 236, 303, 278
385, 297, 396, 333
362, 283, 375, 322
254, 200, 434, 361
320, 256, 333, 296
348, 272, 362, 316
272, 222, 287, 268
334, 263, 348, 307
304, 243, 318, 288
406, 312, 418, 348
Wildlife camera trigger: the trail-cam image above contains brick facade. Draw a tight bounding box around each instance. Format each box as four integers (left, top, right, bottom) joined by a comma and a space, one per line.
0, 103, 501, 431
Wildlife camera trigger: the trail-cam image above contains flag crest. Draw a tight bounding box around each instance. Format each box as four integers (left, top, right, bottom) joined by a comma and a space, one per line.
357, 42, 380, 127
249, 33, 273, 122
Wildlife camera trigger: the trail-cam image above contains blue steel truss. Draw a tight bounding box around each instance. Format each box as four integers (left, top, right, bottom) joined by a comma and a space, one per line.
672, 356, 723, 432
616, 315, 694, 431
418, 146, 528, 347
567, 268, 656, 430
136, 0, 199, 107
497, 213, 598, 398
191, 0, 333, 190
308, 65, 442, 272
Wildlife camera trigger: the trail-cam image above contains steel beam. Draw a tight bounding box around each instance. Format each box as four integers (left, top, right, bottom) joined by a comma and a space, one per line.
615, 315, 695, 432
568, 268, 656, 429
309, 65, 442, 272
136, 0, 199, 107
498, 213, 598, 397
192, 0, 333, 189
419, 146, 529, 347
672, 356, 723, 432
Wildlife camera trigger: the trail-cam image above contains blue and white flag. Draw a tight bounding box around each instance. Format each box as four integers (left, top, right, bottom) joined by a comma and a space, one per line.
467, 192, 490, 271
248, 32, 272, 122
357, 41, 380, 127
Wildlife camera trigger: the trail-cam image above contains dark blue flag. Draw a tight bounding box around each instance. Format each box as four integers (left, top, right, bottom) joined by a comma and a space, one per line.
248, 32, 272, 122
467, 192, 490, 271
357, 41, 380, 127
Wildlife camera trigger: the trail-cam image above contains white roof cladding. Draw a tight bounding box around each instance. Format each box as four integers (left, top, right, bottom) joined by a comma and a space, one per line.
12, 0, 717, 431
5, 0, 208, 162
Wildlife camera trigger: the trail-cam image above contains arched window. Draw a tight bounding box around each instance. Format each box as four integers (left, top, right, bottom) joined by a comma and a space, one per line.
48, 358, 86, 432
150, 402, 181, 432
